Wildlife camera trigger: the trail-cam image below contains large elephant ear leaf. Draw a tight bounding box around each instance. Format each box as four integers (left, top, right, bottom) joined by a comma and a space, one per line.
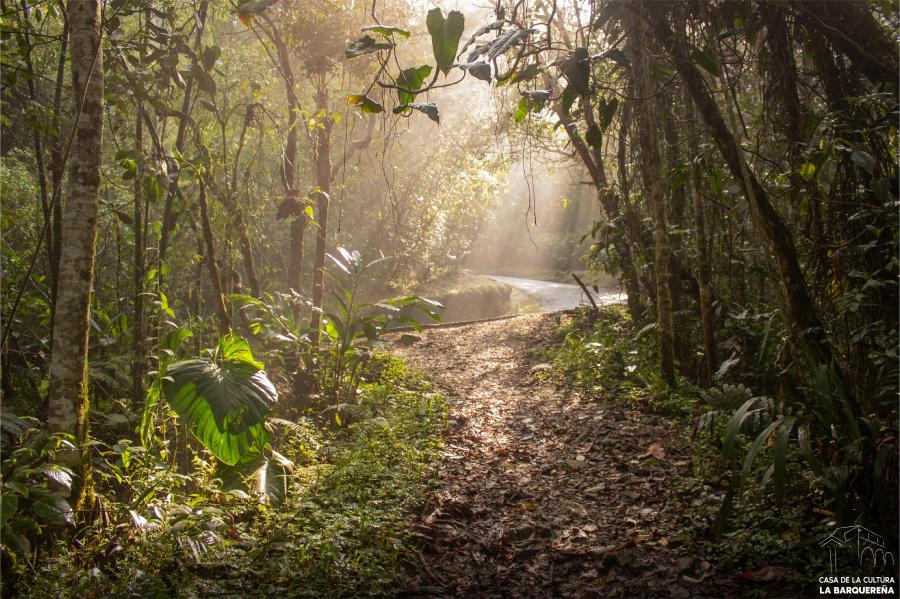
250, 451, 294, 507
162, 336, 277, 466
426, 8, 464, 75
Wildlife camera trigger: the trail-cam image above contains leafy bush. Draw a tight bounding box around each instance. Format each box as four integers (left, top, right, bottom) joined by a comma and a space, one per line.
318, 248, 441, 402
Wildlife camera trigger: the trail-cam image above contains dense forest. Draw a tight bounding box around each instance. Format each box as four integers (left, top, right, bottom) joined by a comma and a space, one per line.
1, 0, 897, 596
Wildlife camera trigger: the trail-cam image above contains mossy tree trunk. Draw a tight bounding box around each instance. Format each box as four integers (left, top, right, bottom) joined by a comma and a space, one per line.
47, 0, 104, 512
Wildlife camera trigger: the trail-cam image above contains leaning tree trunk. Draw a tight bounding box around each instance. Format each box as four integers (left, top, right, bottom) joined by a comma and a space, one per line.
630, 6, 676, 384
47, 0, 104, 512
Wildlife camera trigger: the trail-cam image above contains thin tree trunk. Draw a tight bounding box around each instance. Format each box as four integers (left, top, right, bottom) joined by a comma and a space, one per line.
616, 96, 643, 321
49, 0, 69, 310
309, 87, 332, 339
684, 89, 716, 385
47, 0, 104, 512
763, 5, 804, 227
132, 88, 145, 409
197, 180, 231, 334
17, 0, 53, 285
265, 25, 307, 300
159, 0, 209, 269
631, 6, 676, 384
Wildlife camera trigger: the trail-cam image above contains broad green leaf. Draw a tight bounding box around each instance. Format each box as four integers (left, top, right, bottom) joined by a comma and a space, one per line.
851, 150, 875, 174
32, 495, 73, 526
460, 62, 491, 82
772, 416, 796, 504
219, 334, 263, 369
249, 452, 293, 506
162, 336, 277, 465
596, 97, 619, 132
202, 45, 221, 71
1, 493, 18, 526
561, 86, 578, 116
348, 94, 385, 114
393, 102, 440, 124
560, 48, 590, 94
194, 69, 216, 96
799, 162, 816, 180
585, 124, 603, 155
426, 8, 464, 75
361, 25, 410, 38
396, 65, 432, 105
345, 35, 393, 60
514, 97, 529, 123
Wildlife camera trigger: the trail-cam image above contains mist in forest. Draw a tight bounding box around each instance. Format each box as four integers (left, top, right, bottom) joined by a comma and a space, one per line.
467, 155, 601, 278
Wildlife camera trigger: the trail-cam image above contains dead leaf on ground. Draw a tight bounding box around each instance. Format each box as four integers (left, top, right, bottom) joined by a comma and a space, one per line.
639, 443, 666, 460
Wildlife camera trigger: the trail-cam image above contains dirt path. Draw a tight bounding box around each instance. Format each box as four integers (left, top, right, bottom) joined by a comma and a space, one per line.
391, 313, 730, 598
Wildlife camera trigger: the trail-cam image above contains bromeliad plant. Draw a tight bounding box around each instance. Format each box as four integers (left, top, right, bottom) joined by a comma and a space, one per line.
320, 248, 442, 402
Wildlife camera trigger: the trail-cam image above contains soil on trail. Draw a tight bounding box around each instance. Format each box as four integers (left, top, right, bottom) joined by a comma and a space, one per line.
391, 313, 735, 598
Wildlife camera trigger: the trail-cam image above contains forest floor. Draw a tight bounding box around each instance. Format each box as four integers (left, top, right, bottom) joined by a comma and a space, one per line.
391, 313, 790, 598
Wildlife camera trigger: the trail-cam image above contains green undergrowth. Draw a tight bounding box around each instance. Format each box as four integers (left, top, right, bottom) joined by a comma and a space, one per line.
545, 306, 701, 418
545, 307, 839, 589
15, 355, 446, 598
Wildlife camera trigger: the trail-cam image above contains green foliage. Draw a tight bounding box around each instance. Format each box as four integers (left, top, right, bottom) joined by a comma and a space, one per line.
345, 35, 393, 60
1, 417, 75, 561
347, 94, 384, 114
14, 356, 446, 598
319, 247, 441, 401
425, 8, 464, 75
162, 335, 278, 466
361, 24, 411, 38
548, 307, 698, 416
396, 65, 432, 106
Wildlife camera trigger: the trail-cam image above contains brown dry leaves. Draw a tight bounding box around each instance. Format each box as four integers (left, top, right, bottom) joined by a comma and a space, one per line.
390, 314, 740, 598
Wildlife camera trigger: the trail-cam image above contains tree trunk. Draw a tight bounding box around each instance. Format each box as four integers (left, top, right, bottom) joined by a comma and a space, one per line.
49, 0, 69, 311
267, 26, 307, 300
647, 6, 851, 398
631, 6, 676, 384
158, 0, 208, 269
790, 0, 898, 89
197, 180, 231, 334
615, 96, 643, 321
763, 4, 805, 227
684, 89, 716, 385
47, 0, 104, 511
309, 87, 332, 339
131, 87, 145, 409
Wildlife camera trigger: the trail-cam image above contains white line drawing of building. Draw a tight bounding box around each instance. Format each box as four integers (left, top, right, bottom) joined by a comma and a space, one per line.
819, 525, 896, 574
